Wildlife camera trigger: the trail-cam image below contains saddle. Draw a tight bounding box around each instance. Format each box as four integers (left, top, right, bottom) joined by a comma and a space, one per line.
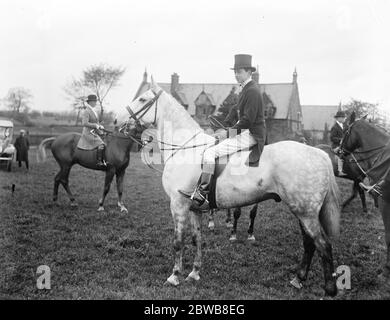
207, 139, 264, 209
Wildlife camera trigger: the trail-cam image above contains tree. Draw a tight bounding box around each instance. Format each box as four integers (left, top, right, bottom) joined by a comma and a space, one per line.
4, 87, 33, 115
342, 99, 380, 123
64, 63, 125, 122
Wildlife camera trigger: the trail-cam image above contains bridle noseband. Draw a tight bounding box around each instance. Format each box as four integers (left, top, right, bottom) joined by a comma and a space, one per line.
126, 90, 163, 127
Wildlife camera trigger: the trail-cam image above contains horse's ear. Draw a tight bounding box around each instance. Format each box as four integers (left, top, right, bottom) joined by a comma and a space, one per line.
349, 111, 356, 124
151, 75, 157, 89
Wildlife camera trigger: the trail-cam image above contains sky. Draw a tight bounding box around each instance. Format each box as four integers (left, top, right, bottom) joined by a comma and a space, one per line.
0, 0, 389, 117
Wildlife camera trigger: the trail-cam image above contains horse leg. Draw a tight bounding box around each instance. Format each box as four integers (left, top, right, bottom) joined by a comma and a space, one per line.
300, 217, 337, 296
97, 168, 115, 212
186, 210, 202, 282
226, 209, 233, 228
208, 209, 215, 231
378, 199, 390, 287
247, 204, 258, 241
357, 182, 368, 213
58, 165, 77, 207
291, 222, 316, 289
165, 202, 187, 286
115, 169, 128, 213
341, 181, 358, 212
229, 207, 241, 241
53, 169, 62, 202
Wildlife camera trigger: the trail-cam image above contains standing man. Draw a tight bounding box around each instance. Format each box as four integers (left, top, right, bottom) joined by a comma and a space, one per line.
14, 129, 30, 170
77, 94, 107, 167
179, 54, 266, 210
330, 110, 347, 177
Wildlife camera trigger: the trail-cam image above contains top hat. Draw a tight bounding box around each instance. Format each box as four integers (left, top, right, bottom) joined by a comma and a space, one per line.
86, 94, 98, 102
231, 54, 256, 72
334, 110, 346, 118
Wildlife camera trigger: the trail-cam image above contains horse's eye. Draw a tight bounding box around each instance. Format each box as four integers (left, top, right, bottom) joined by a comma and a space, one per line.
139, 98, 146, 103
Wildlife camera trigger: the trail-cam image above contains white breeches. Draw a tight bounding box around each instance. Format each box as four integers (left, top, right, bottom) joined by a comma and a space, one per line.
202, 130, 257, 174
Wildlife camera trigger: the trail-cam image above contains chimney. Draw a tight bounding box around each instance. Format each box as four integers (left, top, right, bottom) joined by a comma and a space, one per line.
171, 72, 179, 94
292, 67, 297, 84
252, 65, 259, 84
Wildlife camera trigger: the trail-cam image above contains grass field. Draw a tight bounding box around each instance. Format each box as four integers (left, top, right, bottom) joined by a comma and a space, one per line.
0, 148, 389, 300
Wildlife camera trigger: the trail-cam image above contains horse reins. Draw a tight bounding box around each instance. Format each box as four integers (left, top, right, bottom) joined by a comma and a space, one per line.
126, 90, 215, 173
126, 90, 162, 127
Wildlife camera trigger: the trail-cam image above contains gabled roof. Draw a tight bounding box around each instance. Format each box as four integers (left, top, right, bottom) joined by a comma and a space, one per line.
134, 78, 298, 120
301, 105, 339, 131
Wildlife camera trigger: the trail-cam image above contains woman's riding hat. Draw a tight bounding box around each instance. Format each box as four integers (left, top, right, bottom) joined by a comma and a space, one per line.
334, 111, 346, 118
87, 94, 98, 102
231, 54, 256, 72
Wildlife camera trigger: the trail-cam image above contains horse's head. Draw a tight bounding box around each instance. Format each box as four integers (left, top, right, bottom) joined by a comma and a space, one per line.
340, 111, 366, 155
126, 76, 164, 127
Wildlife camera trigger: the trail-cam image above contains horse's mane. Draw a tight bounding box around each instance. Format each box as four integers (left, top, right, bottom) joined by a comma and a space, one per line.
160, 91, 203, 132
358, 118, 390, 138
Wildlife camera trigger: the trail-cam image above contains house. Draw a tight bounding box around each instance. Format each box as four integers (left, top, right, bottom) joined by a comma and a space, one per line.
301, 105, 340, 144
133, 69, 303, 143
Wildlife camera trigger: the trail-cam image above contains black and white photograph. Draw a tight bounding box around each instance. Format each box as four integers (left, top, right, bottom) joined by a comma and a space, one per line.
1, 0, 390, 303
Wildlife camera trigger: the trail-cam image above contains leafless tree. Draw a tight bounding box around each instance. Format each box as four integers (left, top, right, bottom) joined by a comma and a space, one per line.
4, 87, 33, 115
64, 63, 126, 122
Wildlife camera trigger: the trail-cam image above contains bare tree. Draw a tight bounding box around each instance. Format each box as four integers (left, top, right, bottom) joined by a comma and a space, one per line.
64, 63, 126, 121
4, 87, 33, 115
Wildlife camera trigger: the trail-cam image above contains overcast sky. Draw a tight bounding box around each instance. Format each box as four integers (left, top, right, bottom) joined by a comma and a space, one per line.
1, 0, 389, 116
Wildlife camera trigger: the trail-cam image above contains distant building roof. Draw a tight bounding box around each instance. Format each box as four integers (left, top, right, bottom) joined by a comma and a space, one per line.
135, 79, 300, 120
301, 105, 339, 131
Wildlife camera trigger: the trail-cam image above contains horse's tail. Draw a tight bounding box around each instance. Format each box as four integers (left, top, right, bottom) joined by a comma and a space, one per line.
37, 137, 56, 163
319, 162, 341, 240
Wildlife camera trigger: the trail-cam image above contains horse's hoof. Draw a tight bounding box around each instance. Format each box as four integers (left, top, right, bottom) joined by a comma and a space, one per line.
290, 276, 303, 289
324, 282, 338, 297
120, 208, 128, 214
208, 222, 215, 231
226, 222, 233, 229
247, 235, 256, 241
97, 206, 105, 212
229, 234, 237, 242
164, 275, 180, 287
70, 202, 78, 208
185, 276, 199, 284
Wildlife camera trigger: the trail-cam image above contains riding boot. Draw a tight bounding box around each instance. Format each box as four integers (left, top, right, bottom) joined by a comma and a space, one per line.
178, 172, 214, 211
96, 146, 107, 167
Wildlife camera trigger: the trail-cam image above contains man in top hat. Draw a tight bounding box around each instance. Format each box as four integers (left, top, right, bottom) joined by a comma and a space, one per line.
14, 129, 30, 170
179, 54, 266, 211
330, 110, 347, 177
77, 94, 107, 167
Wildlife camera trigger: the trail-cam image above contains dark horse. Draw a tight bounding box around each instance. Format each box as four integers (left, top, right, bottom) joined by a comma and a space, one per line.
317, 144, 378, 213
340, 112, 390, 288
38, 125, 141, 212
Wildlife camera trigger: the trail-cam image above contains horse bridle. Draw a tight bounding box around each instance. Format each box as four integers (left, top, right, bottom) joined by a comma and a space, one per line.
126, 90, 163, 127
340, 119, 387, 156
340, 118, 389, 178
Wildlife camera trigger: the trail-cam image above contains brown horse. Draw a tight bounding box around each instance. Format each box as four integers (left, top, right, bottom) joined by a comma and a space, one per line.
340, 112, 390, 289
38, 125, 141, 212
317, 144, 378, 213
